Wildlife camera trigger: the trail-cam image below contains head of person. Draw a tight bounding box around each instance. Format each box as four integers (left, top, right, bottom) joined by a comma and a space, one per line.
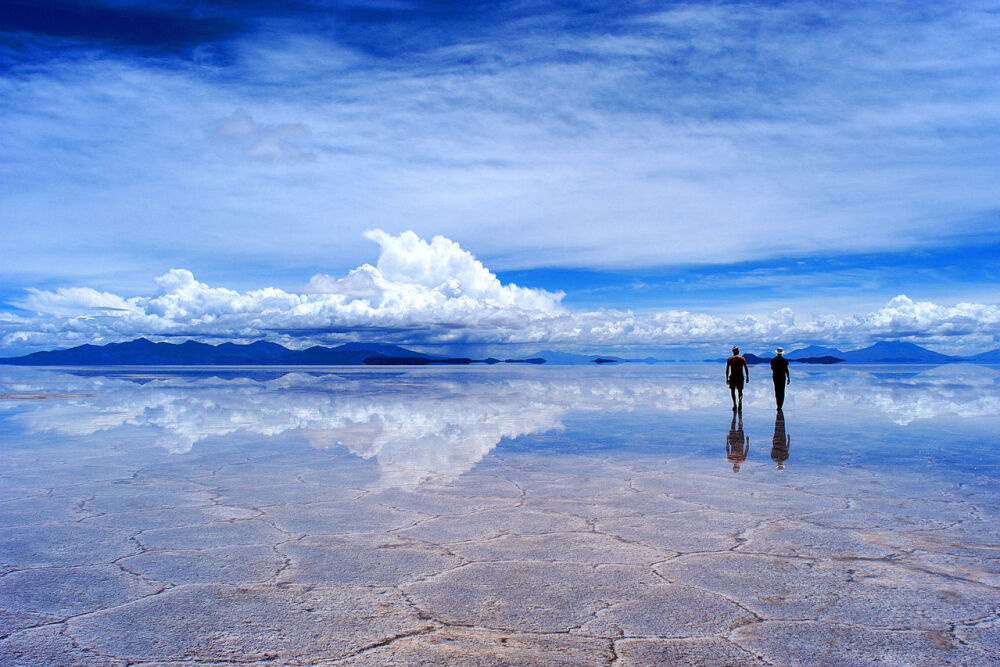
732, 463, 740, 473
732, 346, 739, 355
775, 346, 784, 356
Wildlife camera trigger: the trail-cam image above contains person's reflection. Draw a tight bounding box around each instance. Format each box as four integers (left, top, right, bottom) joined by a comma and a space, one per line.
726, 412, 749, 472
771, 408, 790, 470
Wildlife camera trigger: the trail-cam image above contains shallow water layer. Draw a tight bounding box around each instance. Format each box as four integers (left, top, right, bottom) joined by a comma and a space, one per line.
1, 364, 998, 665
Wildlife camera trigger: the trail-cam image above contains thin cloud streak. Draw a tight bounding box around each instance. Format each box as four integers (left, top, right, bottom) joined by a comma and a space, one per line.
1, 1, 998, 292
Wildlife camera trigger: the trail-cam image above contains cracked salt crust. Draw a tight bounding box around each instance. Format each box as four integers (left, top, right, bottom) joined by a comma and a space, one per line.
2, 365, 999, 664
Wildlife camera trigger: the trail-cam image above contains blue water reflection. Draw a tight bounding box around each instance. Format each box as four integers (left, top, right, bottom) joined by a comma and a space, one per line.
1, 364, 998, 486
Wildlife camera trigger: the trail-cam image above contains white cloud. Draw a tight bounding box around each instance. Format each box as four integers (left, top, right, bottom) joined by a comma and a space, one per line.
843, 296, 1000, 339
1, 1, 998, 286
304, 265, 383, 300
1, 231, 998, 354
18, 287, 137, 318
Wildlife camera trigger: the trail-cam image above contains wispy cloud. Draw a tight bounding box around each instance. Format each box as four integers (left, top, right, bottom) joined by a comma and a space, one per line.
1, 0, 998, 295
212, 110, 316, 162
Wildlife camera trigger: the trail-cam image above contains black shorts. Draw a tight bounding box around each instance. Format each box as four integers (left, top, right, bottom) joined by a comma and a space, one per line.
730, 377, 744, 389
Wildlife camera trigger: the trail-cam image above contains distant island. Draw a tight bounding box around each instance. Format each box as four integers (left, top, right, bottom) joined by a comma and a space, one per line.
0, 338, 997, 366
706, 341, 1000, 365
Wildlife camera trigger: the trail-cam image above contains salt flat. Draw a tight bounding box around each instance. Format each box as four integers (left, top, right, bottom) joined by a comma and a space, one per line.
1, 365, 998, 665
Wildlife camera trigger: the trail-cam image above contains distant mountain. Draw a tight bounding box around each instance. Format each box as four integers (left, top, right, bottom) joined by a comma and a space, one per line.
707, 352, 841, 365
530, 350, 628, 365
288, 342, 445, 365
964, 348, 1000, 363
723, 342, 956, 365
703, 340, 1000, 366
362, 356, 475, 365
838, 341, 956, 364
5, 338, 994, 367
789, 356, 844, 364
0, 339, 540, 366
749, 351, 845, 365
787, 345, 845, 360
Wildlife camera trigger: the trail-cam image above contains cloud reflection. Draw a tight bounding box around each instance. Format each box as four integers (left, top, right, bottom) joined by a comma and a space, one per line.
3, 369, 676, 487
2, 365, 998, 486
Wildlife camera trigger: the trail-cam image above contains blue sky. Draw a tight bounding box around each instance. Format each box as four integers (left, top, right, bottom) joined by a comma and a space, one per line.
1, 1, 999, 356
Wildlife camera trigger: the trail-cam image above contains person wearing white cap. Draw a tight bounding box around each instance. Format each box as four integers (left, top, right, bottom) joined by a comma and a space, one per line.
769, 347, 790, 409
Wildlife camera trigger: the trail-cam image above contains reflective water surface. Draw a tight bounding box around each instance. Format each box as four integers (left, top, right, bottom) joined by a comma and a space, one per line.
3, 364, 999, 480
1, 364, 999, 664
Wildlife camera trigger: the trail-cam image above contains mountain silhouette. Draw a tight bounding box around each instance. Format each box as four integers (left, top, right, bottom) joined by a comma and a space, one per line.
530, 350, 627, 364
707, 340, 996, 365
786, 345, 845, 359
2, 339, 996, 367
837, 341, 956, 364
965, 348, 1000, 363
0, 339, 463, 366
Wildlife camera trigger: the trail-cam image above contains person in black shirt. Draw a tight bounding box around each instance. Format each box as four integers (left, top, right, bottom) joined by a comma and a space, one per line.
725, 346, 749, 412
769, 347, 790, 409
771, 409, 789, 470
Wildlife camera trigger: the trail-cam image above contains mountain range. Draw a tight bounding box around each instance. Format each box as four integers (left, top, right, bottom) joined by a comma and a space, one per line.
0, 339, 540, 366
790, 341, 953, 364
731, 341, 998, 365
0, 338, 997, 366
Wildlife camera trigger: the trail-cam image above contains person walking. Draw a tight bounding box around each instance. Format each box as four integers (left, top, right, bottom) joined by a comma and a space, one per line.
725, 346, 749, 411
770, 347, 790, 409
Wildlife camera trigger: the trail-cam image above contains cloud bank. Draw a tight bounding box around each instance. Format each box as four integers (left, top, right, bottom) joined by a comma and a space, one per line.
2, 231, 998, 354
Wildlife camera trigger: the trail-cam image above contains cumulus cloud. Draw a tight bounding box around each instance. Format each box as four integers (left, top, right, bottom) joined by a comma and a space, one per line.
304, 265, 383, 300
3, 231, 569, 350
842, 296, 1000, 339
1, 231, 999, 354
